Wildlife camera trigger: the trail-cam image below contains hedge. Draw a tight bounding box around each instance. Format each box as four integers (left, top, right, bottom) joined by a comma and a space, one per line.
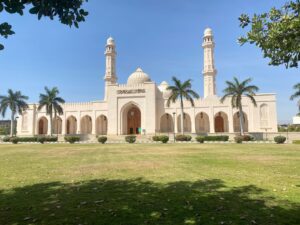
202, 135, 229, 142
1, 136, 58, 143
292, 140, 300, 144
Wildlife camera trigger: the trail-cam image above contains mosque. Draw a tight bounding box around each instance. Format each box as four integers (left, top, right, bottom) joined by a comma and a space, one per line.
17, 28, 278, 138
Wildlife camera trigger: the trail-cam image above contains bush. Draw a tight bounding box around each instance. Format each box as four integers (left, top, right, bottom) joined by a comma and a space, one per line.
17, 137, 38, 142
195, 136, 205, 143
37, 137, 46, 144
98, 136, 107, 144
242, 135, 255, 141
203, 136, 229, 142
234, 136, 243, 144
45, 136, 58, 142
64, 136, 80, 144
0, 127, 9, 135
125, 135, 136, 143
11, 137, 19, 144
274, 136, 286, 144
2, 136, 11, 142
175, 135, 192, 142
152, 136, 160, 142
160, 135, 169, 143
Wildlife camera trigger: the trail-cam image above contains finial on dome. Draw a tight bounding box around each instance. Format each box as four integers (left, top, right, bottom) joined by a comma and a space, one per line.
106, 36, 115, 45
204, 27, 213, 36
136, 67, 143, 72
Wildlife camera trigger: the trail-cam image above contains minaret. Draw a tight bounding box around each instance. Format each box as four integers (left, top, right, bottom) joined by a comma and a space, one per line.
202, 28, 217, 98
104, 36, 117, 100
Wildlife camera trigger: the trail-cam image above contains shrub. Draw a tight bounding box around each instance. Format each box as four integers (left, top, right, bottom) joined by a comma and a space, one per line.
37, 137, 46, 144
292, 140, 300, 144
160, 135, 169, 143
175, 135, 192, 142
98, 136, 107, 144
45, 136, 58, 142
125, 135, 136, 143
242, 135, 255, 141
195, 136, 205, 143
17, 137, 38, 142
234, 136, 243, 144
11, 137, 19, 144
64, 136, 80, 144
203, 136, 229, 142
152, 136, 160, 142
2, 136, 11, 142
274, 136, 286, 144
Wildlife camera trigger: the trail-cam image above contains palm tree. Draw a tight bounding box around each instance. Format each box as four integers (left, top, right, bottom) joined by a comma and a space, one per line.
221, 77, 259, 135
167, 77, 199, 135
38, 87, 65, 136
290, 83, 300, 114
0, 89, 29, 137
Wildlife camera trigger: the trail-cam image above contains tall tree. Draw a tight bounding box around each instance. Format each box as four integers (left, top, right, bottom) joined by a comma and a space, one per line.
0, 89, 28, 136
221, 77, 259, 135
238, 0, 300, 68
167, 77, 199, 135
38, 87, 65, 136
290, 83, 300, 114
0, 0, 89, 50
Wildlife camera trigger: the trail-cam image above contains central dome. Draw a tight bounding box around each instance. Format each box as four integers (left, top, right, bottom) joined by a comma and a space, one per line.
127, 67, 151, 85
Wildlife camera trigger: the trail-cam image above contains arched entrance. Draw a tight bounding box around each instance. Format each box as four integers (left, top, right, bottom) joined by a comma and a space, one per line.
214, 112, 229, 133
53, 117, 62, 135
233, 111, 248, 133
160, 113, 174, 133
38, 117, 48, 135
96, 115, 108, 135
66, 116, 77, 135
81, 115, 92, 134
122, 103, 141, 135
195, 112, 210, 133
177, 113, 191, 133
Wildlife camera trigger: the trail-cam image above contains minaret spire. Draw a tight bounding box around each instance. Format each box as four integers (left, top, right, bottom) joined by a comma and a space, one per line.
202, 28, 217, 98
104, 36, 117, 100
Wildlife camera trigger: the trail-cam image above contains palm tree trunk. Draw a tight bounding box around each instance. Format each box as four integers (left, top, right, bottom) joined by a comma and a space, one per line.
180, 95, 184, 135
10, 112, 15, 137
49, 109, 53, 136
238, 105, 245, 136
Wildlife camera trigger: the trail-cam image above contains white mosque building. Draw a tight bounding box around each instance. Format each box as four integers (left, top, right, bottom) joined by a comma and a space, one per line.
17, 28, 278, 138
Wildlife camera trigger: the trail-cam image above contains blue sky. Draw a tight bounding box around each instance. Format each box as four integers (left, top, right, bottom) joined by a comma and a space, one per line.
0, 0, 298, 123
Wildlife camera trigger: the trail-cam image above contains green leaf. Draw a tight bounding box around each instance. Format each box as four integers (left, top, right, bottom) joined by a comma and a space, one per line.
29, 7, 39, 15
0, 44, 4, 50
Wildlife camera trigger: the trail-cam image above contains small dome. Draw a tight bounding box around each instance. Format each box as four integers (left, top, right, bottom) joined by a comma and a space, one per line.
107, 36, 115, 45
158, 81, 172, 98
204, 28, 213, 36
127, 67, 151, 85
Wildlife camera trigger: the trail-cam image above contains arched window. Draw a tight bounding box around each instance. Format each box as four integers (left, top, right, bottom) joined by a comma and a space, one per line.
260, 104, 269, 128
22, 112, 28, 131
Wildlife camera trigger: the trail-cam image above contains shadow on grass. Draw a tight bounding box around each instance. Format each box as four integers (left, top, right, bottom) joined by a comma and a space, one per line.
0, 179, 299, 225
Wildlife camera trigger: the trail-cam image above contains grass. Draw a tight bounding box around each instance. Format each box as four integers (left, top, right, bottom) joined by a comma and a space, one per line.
0, 143, 299, 225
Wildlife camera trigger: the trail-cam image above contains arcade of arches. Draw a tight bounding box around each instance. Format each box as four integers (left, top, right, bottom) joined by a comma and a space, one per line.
37, 111, 250, 135
159, 111, 249, 134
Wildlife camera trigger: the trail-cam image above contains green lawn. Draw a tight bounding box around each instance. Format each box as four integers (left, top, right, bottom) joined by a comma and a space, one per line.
0, 143, 299, 225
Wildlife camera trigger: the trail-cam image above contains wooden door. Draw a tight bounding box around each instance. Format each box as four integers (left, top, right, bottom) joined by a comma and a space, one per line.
127, 107, 141, 134
215, 116, 224, 132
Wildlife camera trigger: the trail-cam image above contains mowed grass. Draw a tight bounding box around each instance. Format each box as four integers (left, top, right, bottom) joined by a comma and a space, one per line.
0, 143, 299, 225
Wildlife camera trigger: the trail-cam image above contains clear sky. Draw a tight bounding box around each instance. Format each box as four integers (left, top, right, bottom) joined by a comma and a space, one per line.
0, 0, 298, 123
